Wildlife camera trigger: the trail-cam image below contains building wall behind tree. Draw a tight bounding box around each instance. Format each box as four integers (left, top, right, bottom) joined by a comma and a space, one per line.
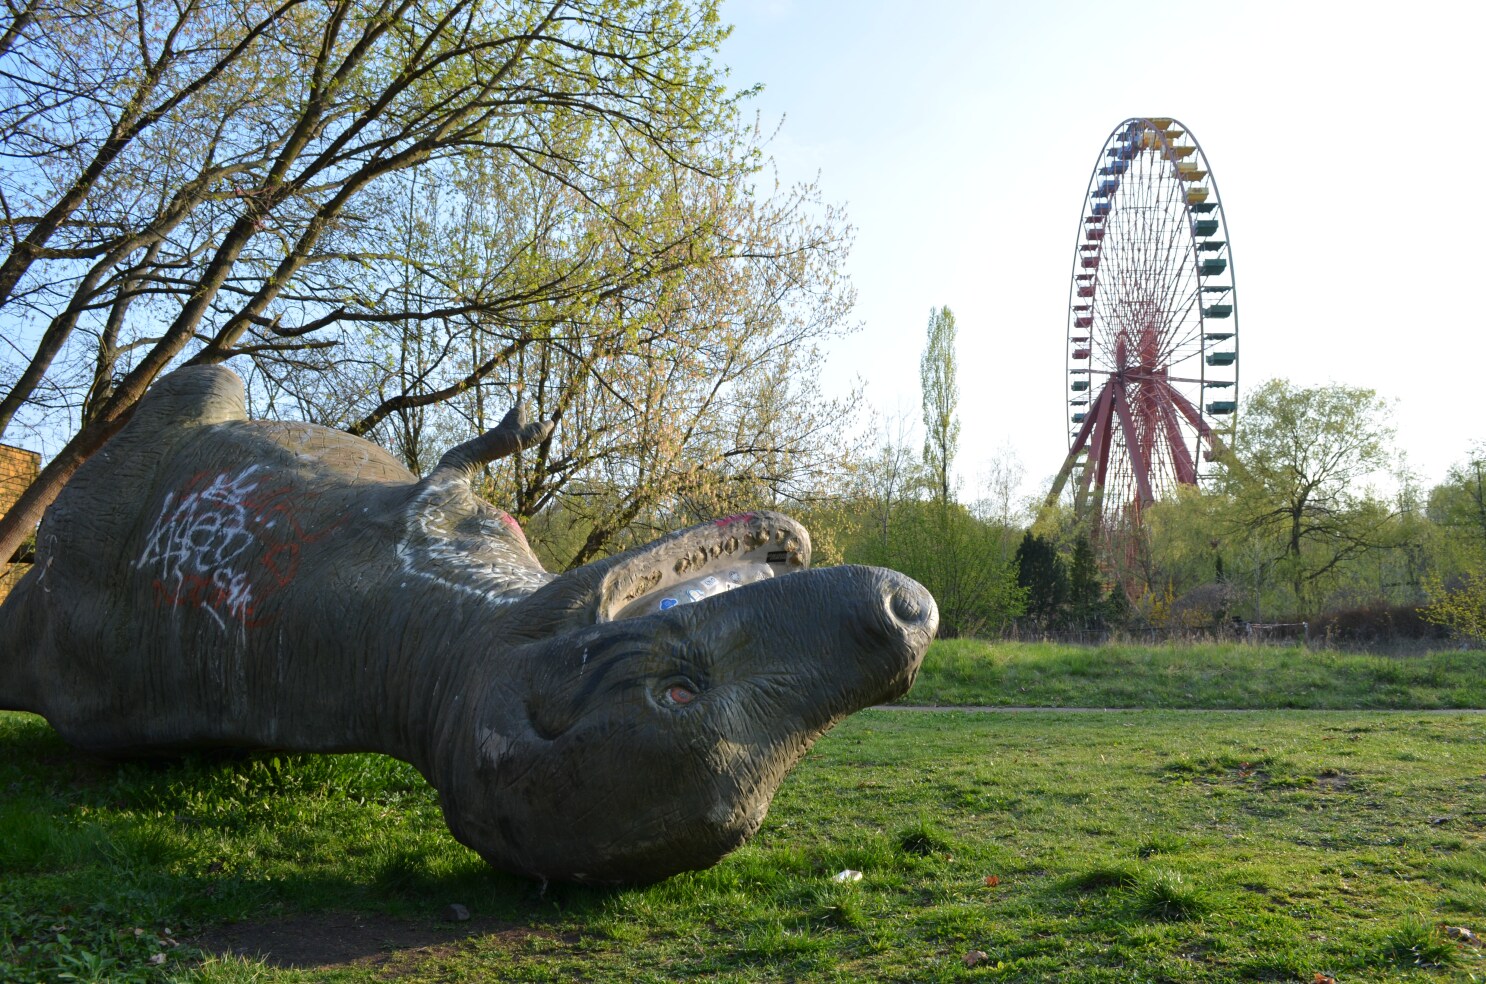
0, 443, 39, 602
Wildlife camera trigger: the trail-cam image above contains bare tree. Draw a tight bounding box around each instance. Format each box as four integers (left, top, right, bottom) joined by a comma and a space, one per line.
853, 410, 923, 550
232, 125, 862, 566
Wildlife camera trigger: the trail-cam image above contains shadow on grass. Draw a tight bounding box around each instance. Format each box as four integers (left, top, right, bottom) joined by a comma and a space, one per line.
191, 908, 559, 971
0, 711, 640, 977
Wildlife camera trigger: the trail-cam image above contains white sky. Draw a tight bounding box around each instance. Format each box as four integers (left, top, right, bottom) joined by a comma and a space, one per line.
718, 0, 1483, 500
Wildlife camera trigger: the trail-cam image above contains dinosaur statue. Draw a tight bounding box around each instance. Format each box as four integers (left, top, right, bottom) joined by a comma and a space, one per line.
0, 365, 938, 883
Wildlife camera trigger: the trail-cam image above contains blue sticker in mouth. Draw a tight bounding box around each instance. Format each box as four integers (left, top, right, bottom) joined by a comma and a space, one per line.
658, 597, 678, 610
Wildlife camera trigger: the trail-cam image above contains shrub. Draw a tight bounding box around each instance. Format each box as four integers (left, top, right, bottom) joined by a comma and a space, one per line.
1422, 569, 1486, 646
1310, 602, 1449, 647
1167, 582, 1240, 631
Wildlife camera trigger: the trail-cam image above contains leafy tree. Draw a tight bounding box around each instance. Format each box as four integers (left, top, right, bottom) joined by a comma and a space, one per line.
919, 306, 959, 505
1421, 446, 1486, 645
0, 0, 851, 564
1422, 569, 1486, 646
851, 499, 1024, 638
1219, 379, 1401, 613
257, 143, 862, 566
1431, 447, 1486, 533
1139, 486, 1249, 612
1427, 446, 1486, 572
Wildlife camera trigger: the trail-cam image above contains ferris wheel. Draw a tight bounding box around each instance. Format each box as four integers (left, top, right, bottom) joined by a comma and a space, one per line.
1046, 116, 1239, 536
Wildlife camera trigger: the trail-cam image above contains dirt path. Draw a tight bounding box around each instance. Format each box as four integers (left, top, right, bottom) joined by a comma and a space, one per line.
881, 704, 1486, 713
879, 710, 1486, 716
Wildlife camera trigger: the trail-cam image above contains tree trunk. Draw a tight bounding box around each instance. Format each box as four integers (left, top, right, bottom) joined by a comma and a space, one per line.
0, 413, 130, 564
1289, 516, 1304, 612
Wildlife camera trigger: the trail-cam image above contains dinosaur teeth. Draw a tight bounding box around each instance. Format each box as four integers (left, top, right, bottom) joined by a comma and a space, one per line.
596, 513, 810, 621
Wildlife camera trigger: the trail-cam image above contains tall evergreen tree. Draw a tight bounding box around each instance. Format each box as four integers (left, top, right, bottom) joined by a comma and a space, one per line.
1014, 531, 1068, 629
1066, 533, 1105, 629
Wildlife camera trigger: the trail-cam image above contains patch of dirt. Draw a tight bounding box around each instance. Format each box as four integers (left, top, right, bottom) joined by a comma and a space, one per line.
193, 910, 548, 971
1314, 768, 1352, 791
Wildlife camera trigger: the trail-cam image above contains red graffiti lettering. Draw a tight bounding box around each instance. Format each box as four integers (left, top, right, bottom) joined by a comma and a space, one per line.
137, 467, 340, 630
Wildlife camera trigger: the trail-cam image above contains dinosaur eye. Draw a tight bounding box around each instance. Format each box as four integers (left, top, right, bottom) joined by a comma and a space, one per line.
665, 684, 697, 706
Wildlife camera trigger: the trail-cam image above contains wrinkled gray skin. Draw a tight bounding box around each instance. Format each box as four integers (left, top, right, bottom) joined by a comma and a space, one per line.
0, 366, 938, 884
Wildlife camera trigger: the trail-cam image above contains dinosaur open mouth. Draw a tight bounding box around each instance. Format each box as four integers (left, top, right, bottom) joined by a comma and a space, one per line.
613, 561, 777, 619
599, 512, 810, 621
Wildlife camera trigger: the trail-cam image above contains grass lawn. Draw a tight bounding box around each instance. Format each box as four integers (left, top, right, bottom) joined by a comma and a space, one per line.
906, 639, 1486, 710
3, 701, 1484, 981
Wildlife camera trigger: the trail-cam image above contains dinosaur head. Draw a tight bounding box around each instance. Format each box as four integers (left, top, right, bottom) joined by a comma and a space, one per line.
430, 513, 937, 883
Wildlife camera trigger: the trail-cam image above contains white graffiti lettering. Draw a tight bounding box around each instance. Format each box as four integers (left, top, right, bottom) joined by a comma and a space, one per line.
396, 478, 553, 606
136, 467, 264, 630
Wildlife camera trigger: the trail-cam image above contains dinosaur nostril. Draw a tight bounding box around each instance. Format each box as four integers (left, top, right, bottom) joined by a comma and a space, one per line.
884, 576, 938, 636
890, 588, 925, 624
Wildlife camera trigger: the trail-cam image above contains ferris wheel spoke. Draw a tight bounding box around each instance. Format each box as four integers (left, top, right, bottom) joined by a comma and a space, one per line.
1161, 378, 1222, 450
